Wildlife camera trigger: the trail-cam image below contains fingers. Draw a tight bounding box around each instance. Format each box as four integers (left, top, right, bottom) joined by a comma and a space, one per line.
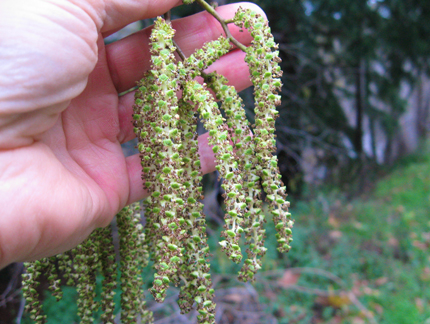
106, 2, 264, 93
101, 0, 182, 33
126, 132, 215, 204
125, 153, 148, 204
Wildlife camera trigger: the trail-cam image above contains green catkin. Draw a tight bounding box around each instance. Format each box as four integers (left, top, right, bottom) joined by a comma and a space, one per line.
22, 261, 47, 324
182, 36, 231, 80
98, 225, 117, 324
234, 7, 294, 253
133, 72, 162, 263
73, 233, 99, 324
176, 101, 216, 323
144, 17, 186, 302
43, 257, 62, 301
183, 80, 246, 263
117, 205, 153, 324
57, 252, 74, 286
204, 72, 266, 281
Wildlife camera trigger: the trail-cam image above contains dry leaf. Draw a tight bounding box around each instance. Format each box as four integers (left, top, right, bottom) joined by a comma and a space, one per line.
278, 270, 301, 288
329, 230, 343, 239
351, 317, 365, 324
353, 222, 363, 229
374, 277, 388, 286
369, 302, 384, 314
388, 237, 399, 247
327, 293, 351, 308
317, 293, 351, 308
328, 214, 340, 228
363, 286, 380, 296
396, 205, 405, 213
264, 291, 277, 300
416, 298, 424, 313
420, 267, 430, 281
223, 293, 243, 303
412, 240, 427, 251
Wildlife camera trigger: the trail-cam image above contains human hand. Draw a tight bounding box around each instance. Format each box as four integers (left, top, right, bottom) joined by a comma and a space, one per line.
0, 0, 262, 268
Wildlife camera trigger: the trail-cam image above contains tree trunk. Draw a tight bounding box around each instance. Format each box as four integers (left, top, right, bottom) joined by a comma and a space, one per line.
354, 58, 366, 155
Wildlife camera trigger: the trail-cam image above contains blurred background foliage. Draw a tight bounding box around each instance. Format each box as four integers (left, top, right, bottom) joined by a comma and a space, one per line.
2, 0, 430, 323
173, 0, 430, 197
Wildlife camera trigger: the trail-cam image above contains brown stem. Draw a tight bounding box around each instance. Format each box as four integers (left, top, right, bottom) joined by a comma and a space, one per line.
195, 0, 247, 52
172, 39, 186, 61
164, 11, 171, 23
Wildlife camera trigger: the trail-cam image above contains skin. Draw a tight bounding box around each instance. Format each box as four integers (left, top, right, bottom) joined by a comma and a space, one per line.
0, 0, 265, 268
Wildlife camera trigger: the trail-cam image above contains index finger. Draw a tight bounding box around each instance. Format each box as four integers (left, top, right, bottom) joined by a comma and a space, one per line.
98, 0, 182, 33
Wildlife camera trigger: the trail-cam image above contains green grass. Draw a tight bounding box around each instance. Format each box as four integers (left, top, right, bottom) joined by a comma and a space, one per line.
22, 144, 430, 323
246, 144, 430, 323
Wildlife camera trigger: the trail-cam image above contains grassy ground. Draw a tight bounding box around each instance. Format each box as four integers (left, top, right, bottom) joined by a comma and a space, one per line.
21, 145, 430, 323
250, 147, 430, 323
204, 145, 430, 323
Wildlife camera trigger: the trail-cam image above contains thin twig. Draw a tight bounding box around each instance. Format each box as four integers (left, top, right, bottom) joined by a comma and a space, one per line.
195, 0, 247, 52
164, 11, 171, 23
0, 289, 21, 307
172, 39, 186, 61
16, 296, 25, 324
0, 263, 23, 300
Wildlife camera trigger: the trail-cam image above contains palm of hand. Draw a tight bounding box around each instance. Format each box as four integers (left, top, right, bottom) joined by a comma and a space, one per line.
0, 10, 130, 265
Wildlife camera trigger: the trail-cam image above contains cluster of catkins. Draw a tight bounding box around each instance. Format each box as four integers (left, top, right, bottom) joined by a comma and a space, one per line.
22, 204, 152, 324
22, 5, 293, 324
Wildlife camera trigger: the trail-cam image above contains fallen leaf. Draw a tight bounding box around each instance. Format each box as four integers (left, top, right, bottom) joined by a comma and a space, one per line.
388, 237, 399, 247
328, 214, 340, 228
327, 293, 351, 308
363, 286, 380, 296
329, 230, 343, 240
353, 221, 363, 230
416, 298, 424, 313
351, 317, 365, 324
223, 293, 243, 303
351, 278, 369, 297
358, 309, 375, 320
278, 270, 300, 288
412, 240, 427, 251
264, 291, 277, 300
316, 293, 351, 308
420, 267, 430, 281
369, 302, 383, 314
374, 277, 388, 286
330, 315, 343, 324
396, 205, 405, 213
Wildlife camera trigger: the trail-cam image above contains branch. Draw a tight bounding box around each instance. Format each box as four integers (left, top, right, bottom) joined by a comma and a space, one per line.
195, 0, 247, 52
